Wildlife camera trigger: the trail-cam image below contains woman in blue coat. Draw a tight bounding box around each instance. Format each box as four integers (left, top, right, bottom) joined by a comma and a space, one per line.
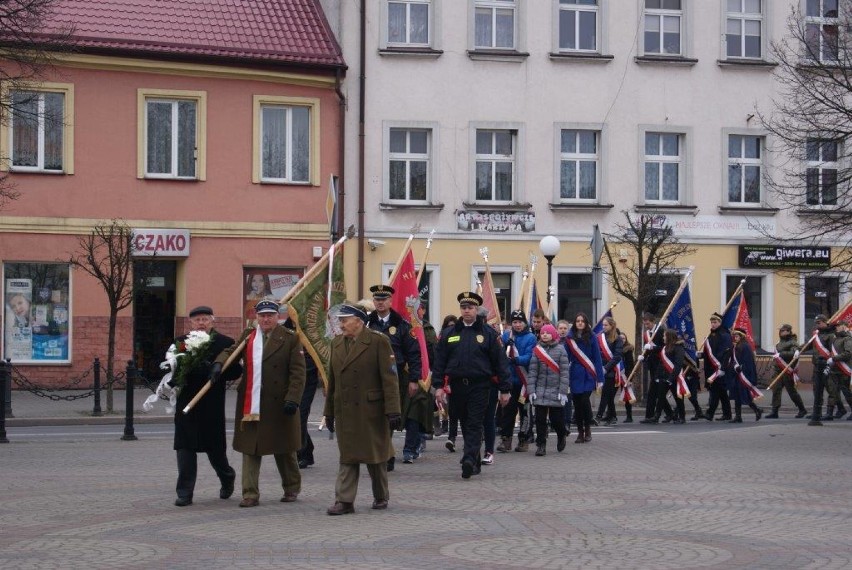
565, 312, 605, 443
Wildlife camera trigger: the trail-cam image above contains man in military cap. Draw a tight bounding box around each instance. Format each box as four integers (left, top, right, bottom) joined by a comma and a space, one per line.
324, 303, 401, 515
766, 324, 807, 419
172, 306, 242, 507
217, 299, 305, 507
433, 292, 511, 479
824, 317, 852, 421
808, 314, 835, 426
702, 312, 732, 421
366, 284, 425, 468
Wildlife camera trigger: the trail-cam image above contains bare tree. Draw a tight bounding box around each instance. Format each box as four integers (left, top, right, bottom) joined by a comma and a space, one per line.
68, 220, 139, 412
0, 0, 75, 208
758, 2, 852, 274
603, 212, 696, 352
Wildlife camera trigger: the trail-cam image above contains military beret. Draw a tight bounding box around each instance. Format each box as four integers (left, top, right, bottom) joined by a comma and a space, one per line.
370, 284, 395, 299
457, 291, 483, 306
254, 299, 279, 314
779, 323, 792, 331
189, 305, 213, 317
814, 314, 828, 323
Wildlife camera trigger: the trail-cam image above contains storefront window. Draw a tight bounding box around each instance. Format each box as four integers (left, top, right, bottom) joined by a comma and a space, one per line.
243, 268, 303, 325
804, 276, 839, 325
3, 262, 71, 363
557, 272, 593, 322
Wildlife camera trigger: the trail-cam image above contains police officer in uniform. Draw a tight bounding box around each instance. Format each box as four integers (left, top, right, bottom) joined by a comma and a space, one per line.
433, 292, 511, 479
366, 285, 424, 468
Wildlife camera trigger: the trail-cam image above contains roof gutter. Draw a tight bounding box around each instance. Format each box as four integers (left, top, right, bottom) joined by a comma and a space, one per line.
357, 0, 366, 299
334, 67, 346, 244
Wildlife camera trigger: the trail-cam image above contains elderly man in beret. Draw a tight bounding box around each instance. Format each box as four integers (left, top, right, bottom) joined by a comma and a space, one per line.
324, 303, 401, 515
172, 306, 242, 507
217, 299, 305, 508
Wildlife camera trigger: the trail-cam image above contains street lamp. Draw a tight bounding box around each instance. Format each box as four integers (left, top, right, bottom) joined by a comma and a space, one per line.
539, 235, 561, 305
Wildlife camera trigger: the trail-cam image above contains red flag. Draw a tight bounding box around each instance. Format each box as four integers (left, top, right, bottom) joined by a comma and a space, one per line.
725, 290, 756, 349
480, 266, 502, 332
389, 249, 430, 380
830, 299, 852, 325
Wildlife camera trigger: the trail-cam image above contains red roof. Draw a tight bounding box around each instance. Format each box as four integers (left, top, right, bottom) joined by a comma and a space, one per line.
39, 0, 344, 68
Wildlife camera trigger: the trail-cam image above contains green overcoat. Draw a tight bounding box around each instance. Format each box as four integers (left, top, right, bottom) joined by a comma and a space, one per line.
323, 327, 401, 464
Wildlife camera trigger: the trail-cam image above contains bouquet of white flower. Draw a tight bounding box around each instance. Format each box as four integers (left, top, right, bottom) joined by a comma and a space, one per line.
143, 330, 216, 414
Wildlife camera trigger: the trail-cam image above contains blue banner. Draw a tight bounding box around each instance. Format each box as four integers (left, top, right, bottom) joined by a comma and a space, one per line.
665, 284, 697, 361
722, 291, 741, 331
593, 308, 613, 335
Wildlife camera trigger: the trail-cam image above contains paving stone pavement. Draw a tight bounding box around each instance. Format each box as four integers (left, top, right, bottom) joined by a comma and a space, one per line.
1, 386, 851, 569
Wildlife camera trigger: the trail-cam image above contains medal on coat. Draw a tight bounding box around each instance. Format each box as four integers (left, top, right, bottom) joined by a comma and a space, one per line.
476, 335, 484, 343
389, 326, 397, 335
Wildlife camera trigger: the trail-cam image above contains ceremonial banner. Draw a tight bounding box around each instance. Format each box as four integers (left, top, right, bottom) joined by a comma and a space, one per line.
593, 308, 613, 335
528, 279, 544, 318
722, 290, 755, 349
287, 243, 346, 389
480, 266, 502, 332
665, 283, 697, 361
390, 248, 431, 381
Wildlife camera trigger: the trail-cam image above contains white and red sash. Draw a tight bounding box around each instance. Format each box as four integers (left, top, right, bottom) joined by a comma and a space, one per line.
643, 328, 652, 346
533, 344, 560, 375
772, 352, 800, 384
620, 383, 637, 405
567, 337, 598, 381
597, 335, 618, 388
242, 327, 264, 422
661, 348, 690, 399
813, 331, 832, 359
830, 346, 852, 377
660, 350, 675, 374
733, 350, 763, 401
703, 338, 723, 385
614, 362, 627, 388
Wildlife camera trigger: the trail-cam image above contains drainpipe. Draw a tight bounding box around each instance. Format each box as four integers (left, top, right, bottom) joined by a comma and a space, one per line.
334, 67, 345, 243
357, 0, 366, 299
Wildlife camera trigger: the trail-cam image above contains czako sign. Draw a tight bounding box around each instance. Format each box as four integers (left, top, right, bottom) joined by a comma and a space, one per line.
738, 245, 831, 269
132, 229, 190, 257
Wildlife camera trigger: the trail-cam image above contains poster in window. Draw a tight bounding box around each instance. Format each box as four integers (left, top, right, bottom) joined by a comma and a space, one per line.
3, 263, 71, 362
243, 268, 303, 325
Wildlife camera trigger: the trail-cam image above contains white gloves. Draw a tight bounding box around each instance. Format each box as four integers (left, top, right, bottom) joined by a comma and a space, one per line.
637, 354, 645, 362
824, 367, 832, 376
558, 394, 568, 405
644, 342, 656, 351
793, 350, 800, 359
529, 393, 537, 401
734, 364, 742, 373
826, 358, 834, 367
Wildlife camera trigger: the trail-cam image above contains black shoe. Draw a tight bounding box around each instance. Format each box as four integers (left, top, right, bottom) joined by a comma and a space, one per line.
754, 407, 763, 422
557, 435, 566, 452
728, 417, 742, 423
795, 409, 808, 419
703, 412, 714, 421
387, 457, 395, 472
836, 408, 848, 419
821, 415, 835, 422
298, 458, 314, 469
660, 416, 672, 424
808, 418, 823, 426
765, 410, 779, 419
445, 439, 456, 452
175, 497, 192, 507
461, 459, 474, 479
639, 418, 657, 424
674, 418, 685, 424
220, 476, 235, 499
623, 417, 633, 423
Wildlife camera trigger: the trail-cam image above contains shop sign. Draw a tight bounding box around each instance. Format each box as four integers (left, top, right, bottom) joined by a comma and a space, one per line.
457, 210, 535, 233
132, 229, 190, 257
738, 245, 831, 269
636, 214, 775, 239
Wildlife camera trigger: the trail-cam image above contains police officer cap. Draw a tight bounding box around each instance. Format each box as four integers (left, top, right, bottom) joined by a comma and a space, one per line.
189, 305, 213, 318
457, 291, 483, 306
254, 299, 279, 314
710, 312, 723, 321
732, 327, 748, 337
779, 323, 793, 331
338, 303, 368, 322
370, 284, 395, 299
814, 314, 828, 323
510, 309, 527, 323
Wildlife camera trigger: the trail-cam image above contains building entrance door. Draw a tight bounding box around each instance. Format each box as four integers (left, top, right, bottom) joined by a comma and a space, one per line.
133, 261, 176, 382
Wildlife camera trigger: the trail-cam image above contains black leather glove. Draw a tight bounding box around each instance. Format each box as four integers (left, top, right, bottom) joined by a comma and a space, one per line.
209, 361, 223, 384
387, 413, 402, 431
282, 400, 299, 415
734, 365, 742, 373
326, 416, 335, 433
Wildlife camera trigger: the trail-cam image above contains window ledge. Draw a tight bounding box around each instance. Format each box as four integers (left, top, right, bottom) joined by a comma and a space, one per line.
797, 207, 851, 216
8, 168, 66, 175
717, 59, 777, 69
378, 47, 444, 58
461, 201, 532, 211
379, 202, 444, 211
634, 55, 698, 66
718, 206, 779, 216
549, 52, 614, 63
549, 202, 614, 211
467, 49, 530, 62
634, 204, 699, 214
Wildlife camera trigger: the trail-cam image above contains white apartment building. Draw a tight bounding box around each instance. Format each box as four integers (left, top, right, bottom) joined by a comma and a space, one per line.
324, 0, 849, 349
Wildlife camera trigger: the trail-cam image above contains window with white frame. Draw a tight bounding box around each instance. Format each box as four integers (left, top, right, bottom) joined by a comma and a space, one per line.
644, 132, 681, 202
805, 0, 839, 62
728, 134, 763, 204
9, 90, 65, 172
559, 0, 598, 52
474, 0, 516, 49
260, 104, 310, 183
726, 0, 762, 58
388, 128, 430, 202
560, 129, 599, 200
388, 0, 430, 46
806, 139, 839, 206
145, 98, 197, 179
643, 0, 682, 55
475, 129, 515, 201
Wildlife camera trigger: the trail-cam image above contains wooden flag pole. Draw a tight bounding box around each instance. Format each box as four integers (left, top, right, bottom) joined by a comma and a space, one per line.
766, 296, 852, 390
593, 299, 620, 330
387, 233, 415, 285
182, 227, 355, 415
625, 266, 695, 384
415, 229, 435, 286
480, 247, 503, 335
526, 252, 538, 317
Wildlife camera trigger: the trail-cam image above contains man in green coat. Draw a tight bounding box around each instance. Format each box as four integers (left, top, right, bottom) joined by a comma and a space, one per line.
324, 303, 401, 515
766, 324, 808, 419
217, 300, 305, 508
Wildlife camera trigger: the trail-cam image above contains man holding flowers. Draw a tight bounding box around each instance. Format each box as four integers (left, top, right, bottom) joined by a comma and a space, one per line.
172, 306, 242, 507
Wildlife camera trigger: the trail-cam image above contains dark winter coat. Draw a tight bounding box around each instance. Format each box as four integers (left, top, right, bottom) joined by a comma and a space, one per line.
564, 329, 605, 394
502, 326, 536, 387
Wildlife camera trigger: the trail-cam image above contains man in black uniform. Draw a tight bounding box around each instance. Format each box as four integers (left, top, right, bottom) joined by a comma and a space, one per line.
809, 314, 834, 426
433, 292, 511, 479
172, 306, 242, 506
638, 312, 668, 424
366, 284, 423, 468
703, 312, 733, 421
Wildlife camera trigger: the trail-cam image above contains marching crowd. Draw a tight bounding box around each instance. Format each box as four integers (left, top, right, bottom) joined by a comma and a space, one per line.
161, 287, 852, 515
